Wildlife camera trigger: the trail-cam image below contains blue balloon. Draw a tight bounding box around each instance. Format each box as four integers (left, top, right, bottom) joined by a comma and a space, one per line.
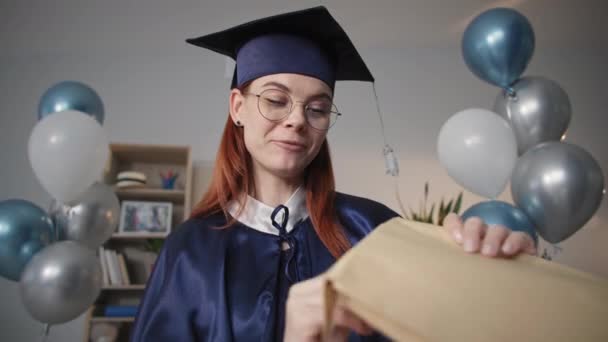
462, 8, 535, 90
0, 199, 56, 281
38, 81, 105, 124
461, 200, 538, 244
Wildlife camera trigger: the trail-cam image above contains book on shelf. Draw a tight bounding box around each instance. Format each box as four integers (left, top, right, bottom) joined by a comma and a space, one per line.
103, 305, 139, 317
99, 247, 131, 286
98, 247, 110, 286
117, 253, 131, 285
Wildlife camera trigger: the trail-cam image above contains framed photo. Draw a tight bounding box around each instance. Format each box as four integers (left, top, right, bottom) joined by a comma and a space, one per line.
119, 201, 172, 236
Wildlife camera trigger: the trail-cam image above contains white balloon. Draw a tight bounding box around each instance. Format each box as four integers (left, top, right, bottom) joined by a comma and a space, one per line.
437, 108, 517, 198
28, 110, 109, 203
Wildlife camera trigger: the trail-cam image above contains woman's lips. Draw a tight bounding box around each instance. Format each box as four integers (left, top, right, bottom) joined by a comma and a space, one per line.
272, 140, 307, 152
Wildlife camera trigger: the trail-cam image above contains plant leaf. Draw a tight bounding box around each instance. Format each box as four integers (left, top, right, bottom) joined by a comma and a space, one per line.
454, 192, 463, 214
438, 212, 445, 226
427, 204, 435, 224
445, 200, 453, 214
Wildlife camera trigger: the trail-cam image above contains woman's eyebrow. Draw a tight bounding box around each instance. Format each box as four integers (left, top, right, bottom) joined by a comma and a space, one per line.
261, 81, 332, 101
261, 81, 291, 92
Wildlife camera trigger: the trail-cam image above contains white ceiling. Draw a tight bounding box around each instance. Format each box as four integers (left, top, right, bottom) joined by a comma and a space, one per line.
1, 0, 606, 56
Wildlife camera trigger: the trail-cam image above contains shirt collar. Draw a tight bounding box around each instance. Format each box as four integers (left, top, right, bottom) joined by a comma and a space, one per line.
227, 186, 308, 236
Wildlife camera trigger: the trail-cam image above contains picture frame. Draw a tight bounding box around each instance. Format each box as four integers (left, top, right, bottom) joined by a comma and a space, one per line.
118, 201, 173, 236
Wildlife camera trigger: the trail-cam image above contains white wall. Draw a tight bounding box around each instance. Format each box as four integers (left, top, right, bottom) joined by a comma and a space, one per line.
1, 1, 607, 341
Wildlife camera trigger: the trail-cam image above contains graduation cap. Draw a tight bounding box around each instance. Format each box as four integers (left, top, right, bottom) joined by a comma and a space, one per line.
186, 6, 374, 89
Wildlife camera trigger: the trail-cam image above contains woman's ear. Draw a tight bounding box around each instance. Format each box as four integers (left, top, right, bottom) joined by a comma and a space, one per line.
229, 88, 244, 126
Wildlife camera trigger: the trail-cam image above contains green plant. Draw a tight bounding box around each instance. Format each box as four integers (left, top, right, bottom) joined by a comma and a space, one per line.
144, 239, 165, 254
406, 181, 463, 226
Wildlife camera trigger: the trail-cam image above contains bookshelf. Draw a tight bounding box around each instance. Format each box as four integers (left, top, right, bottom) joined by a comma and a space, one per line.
83, 143, 193, 342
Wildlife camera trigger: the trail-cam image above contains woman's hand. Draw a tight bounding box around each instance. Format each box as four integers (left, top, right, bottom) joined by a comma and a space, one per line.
443, 213, 537, 257
284, 274, 373, 342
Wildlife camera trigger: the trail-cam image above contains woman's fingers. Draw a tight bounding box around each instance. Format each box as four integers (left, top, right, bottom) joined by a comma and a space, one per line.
480, 225, 510, 257
326, 326, 350, 342
502, 231, 537, 256
289, 275, 326, 296
332, 306, 373, 336
443, 213, 464, 244
285, 274, 374, 341
462, 216, 486, 253
444, 214, 538, 258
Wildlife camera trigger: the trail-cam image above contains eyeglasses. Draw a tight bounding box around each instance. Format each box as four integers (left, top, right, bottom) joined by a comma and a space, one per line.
243, 89, 341, 131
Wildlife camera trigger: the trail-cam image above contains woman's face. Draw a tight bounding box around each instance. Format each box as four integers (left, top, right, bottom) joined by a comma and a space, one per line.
229, 73, 332, 181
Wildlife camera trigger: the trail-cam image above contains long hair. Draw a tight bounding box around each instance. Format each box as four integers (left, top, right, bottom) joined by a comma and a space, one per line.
190, 113, 351, 258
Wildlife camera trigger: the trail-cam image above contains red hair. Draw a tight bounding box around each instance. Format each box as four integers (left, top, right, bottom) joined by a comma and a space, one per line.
191, 114, 351, 258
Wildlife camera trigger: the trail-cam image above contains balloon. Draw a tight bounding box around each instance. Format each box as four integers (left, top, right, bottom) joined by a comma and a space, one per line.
0, 199, 56, 281
50, 182, 120, 249
494, 76, 571, 155
20, 241, 102, 324
437, 108, 517, 198
511, 142, 604, 243
461, 200, 537, 244
462, 8, 535, 89
38, 81, 105, 124
28, 110, 109, 204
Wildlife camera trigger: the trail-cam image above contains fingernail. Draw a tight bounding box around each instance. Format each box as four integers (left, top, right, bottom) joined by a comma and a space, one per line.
454, 231, 463, 243
502, 243, 513, 254
464, 239, 474, 252
482, 244, 494, 255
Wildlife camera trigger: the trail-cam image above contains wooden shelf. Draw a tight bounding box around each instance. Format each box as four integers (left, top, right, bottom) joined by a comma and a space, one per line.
91, 316, 135, 323
110, 232, 168, 240
110, 143, 190, 164
87, 142, 193, 342
101, 284, 146, 291
114, 187, 185, 203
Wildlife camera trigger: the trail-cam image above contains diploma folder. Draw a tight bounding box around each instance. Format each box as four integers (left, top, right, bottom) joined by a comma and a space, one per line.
323, 218, 608, 341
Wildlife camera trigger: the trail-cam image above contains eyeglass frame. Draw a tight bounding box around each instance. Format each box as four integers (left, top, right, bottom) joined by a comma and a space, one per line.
241, 88, 342, 131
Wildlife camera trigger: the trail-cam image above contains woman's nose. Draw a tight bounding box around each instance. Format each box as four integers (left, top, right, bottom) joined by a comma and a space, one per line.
284, 103, 307, 129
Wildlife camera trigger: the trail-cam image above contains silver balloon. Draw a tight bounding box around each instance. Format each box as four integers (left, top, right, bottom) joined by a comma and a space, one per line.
511, 142, 604, 243
20, 241, 102, 324
494, 76, 571, 155
50, 182, 120, 249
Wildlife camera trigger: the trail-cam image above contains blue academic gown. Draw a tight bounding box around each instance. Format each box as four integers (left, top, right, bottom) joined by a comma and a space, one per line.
130, 192, 399, 341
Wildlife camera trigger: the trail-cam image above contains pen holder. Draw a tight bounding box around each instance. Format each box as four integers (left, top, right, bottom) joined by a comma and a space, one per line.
160, 171, 179, 189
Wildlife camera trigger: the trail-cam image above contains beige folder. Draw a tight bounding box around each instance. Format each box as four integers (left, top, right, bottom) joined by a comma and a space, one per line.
323, 218, 608, 341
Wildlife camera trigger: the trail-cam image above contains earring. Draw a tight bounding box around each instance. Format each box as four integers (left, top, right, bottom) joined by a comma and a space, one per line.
236, 120, 242, 127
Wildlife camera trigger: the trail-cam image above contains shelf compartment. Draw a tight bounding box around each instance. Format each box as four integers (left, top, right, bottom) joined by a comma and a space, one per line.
114, 187, 185, 203
91, 316, 135, 323
110, 232, 169, 239
101, 285, 146, 291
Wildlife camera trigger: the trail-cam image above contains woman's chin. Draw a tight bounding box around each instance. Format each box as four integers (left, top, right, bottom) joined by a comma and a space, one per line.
267, 162, 307, 180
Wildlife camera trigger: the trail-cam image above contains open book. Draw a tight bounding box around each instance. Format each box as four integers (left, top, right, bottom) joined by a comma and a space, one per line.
323, 218, 608, 341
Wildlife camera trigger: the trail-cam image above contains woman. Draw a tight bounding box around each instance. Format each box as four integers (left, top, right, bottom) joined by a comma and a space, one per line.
130, 6, 536, 342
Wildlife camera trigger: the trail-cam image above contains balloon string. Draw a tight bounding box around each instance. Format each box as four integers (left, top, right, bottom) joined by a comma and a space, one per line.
504, 88, 517, 122
372, 82, 406, 217
372, 83, 388, 147
47, 201, 60, 241
40, 324, 51, 342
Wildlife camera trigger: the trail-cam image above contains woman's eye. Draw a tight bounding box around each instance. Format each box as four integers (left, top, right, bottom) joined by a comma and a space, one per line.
308, 104, 331, 114
264, 98, 288, 106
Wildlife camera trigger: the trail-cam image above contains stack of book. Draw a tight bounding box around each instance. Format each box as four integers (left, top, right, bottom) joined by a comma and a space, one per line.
98, 247, 131, 286
103, 305, 139, 317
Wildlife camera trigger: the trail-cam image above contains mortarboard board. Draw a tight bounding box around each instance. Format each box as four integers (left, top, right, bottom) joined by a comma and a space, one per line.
185, 6, 374, 89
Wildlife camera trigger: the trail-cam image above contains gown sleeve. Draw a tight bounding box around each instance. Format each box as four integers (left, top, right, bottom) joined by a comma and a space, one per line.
130, 229, 199, 341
